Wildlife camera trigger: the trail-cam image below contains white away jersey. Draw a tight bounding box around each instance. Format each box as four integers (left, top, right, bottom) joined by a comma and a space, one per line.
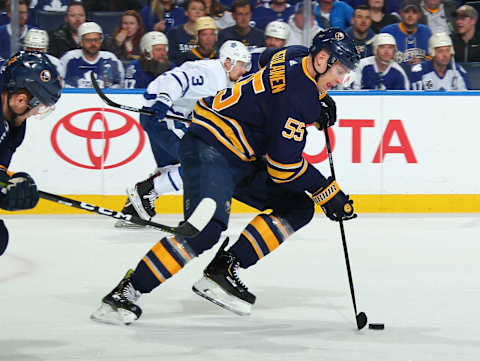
60, 49, 125, 88
353, 56, 410, 90
143, 59, 231, 118
410, 60, 469, 90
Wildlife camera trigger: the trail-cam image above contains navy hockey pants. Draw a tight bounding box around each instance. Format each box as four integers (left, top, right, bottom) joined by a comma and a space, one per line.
178, 132, 314, 256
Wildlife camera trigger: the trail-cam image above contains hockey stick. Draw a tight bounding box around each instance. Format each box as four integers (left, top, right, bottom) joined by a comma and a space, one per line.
90, 72, 189, 123
323, 128, 368, 330
38, 190, 216, 238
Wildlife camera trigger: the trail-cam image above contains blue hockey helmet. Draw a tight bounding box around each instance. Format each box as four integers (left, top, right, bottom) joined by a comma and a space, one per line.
3, 51, 61, 108
310, 28, 361, 73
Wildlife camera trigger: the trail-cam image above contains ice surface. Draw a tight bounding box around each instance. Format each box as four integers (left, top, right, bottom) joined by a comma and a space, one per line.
1, 213, 479, 361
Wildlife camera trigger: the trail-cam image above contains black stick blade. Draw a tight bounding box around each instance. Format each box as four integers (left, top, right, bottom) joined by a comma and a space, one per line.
356, 312, 368, 330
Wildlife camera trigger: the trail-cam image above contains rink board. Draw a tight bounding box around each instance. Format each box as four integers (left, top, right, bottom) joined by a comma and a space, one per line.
3, 89, 480, 214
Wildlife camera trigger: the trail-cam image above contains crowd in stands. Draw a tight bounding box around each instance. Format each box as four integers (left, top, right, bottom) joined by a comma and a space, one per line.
1, 0, 479, 90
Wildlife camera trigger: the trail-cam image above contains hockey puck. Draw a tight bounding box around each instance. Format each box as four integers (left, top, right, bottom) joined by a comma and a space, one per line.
368, 323, 385, 330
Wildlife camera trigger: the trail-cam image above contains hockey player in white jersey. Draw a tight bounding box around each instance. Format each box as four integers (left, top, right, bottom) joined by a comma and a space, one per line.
353, 33, 410, 90
60, 22, 125, 88
115, 40, 251, 228
410, 33, 470, 91
23, 29, 63, 78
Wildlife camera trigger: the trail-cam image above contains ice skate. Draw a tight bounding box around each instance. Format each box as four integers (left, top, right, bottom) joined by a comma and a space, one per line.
127, 175, 158, 221
91, 269, 142, 325
192, 238, 256, 316
114, 200, 146, 229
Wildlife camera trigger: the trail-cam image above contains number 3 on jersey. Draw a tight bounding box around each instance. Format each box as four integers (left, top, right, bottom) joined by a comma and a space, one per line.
282, 118, 305, 141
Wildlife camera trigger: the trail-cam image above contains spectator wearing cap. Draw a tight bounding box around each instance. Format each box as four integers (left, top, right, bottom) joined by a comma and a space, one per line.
380, 0, 431, 64
251, 0, 294, 30
217, 0, 265, 49
48, 2, 86, 58
451, 5, 480, 62
314, 0, 353, 30
249, 20, 289, 73
367, 0, 400, 34
286, 2, 322, 46
0, 0, 30, 58
177, 16, 217, 65
420, 0, 456, 34
60, 22, 125, 88
346, 5, 375, 58
167, 0, 206, 64
140, 0, 187, 33
125, 31, 174, 88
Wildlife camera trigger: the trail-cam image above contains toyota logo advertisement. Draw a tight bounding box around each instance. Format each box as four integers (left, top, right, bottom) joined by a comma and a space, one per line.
51, 108, 146, 170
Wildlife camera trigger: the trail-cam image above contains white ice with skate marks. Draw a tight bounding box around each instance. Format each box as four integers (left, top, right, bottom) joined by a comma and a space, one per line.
1, 213, 480, 361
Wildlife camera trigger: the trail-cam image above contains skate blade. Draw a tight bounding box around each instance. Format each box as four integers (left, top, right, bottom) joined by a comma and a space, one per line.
114, 219, 146, 229
192, 277, 252, 316
126, 187, 151, 221
90, 303, 138, 326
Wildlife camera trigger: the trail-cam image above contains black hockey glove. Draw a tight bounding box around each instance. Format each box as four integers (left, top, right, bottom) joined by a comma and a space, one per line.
311, 177, 356, 221
0, 172, 39, 211
315, 93, 337, 130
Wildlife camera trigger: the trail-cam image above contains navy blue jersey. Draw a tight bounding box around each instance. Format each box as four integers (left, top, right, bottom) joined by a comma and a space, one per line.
124, 59, 176, 88
217, 26, 266, 51
30, 0, 72, 11
176, 47, 217, 65
140, 5, 187, 33
345, 27, 375, 59
167, 25, 197, 65
380, 23, 431, 63
190, 46, 328, 193
252, 6, 294, 30
0, 78, 27, 168
353, 56, 409, 90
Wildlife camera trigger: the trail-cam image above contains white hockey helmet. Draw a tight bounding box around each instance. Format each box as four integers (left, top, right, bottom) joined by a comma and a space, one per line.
429, 32, 454, 56
373, 33, 397, 53
219, 40, 251, 72
265, 20, 290, 40
140, 31, 169, 60
24, 28, 49, 50
77, 22, 103, 42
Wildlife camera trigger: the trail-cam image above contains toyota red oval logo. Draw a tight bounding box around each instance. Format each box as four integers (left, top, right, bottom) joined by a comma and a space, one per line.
51, 108, 146, 169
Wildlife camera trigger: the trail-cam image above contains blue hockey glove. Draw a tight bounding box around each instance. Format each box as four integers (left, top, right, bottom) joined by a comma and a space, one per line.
311, 177, 356, 221
0, 172, 39, 211
315, 93, 337, 130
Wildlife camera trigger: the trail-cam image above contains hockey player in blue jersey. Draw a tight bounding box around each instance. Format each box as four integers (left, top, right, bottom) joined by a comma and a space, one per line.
0, 51, 62, 255
410, 32, 469, 91
60, 22, 125, 88
124, 31, 174, 89
353, 33, 409, 89
380, 0, 431, 65
91, 28, 359, 324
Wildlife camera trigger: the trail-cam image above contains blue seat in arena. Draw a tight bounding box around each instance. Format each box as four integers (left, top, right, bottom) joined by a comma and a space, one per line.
87, 11, 123, 36
35, 10, 66, 31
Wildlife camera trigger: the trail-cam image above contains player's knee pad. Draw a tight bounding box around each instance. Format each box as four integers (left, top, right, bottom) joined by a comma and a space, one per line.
0, 220, 9, 256
273, 193, 314, 232
185, 219, 224, 256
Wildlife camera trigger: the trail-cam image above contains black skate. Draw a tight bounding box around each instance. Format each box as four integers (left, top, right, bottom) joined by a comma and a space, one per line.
91, 269, 142, 325
114, 200, 145, 229
127, 174, 158, 221
192, 238, 256, 316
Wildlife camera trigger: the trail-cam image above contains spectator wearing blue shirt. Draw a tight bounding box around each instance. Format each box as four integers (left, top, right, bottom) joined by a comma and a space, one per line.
167, 0, 206, 64
0, 0, 30, 59
353, 33, 410, 89
217, 0, 265, 49
381, 0, 431, 65
314, 0, 353, 30
140, 0, 187, 33
251, 0, 294, 30
346, 5, 375, 58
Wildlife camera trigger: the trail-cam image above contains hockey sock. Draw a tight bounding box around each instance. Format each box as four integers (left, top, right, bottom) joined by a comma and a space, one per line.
153, 165, 183, 195
229, 214, 293, 268
131, 235, 194, 293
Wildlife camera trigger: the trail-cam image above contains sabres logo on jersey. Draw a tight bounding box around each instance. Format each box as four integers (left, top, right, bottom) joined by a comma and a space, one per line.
335, 32, 345, 41
40, 70, 52, 82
